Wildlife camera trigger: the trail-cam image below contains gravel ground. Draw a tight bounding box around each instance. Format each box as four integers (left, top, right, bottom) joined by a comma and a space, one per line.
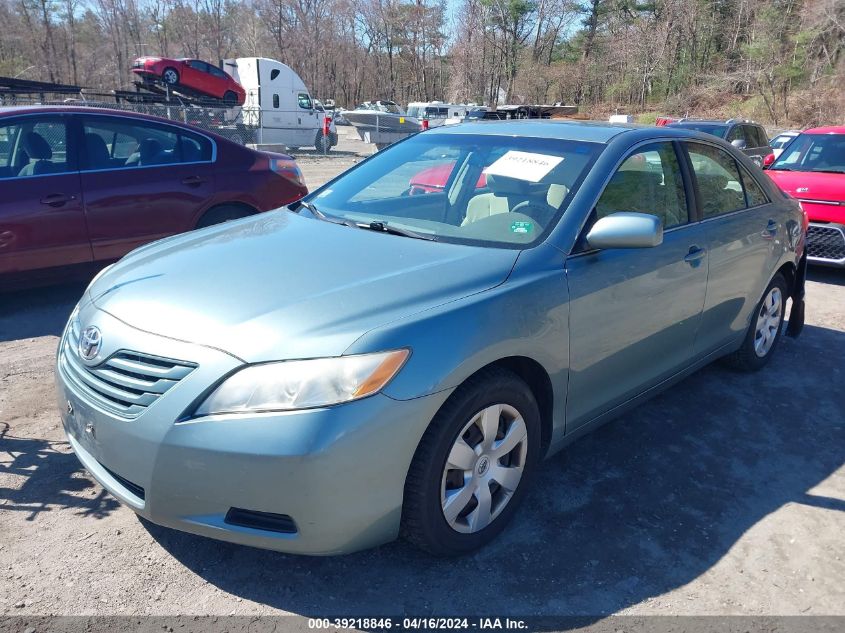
1, 130, 843, 619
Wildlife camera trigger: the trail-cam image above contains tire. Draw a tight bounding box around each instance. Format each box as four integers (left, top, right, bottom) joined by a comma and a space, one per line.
724, 273, 789, 371
162, 67, 179, 86
223, 90, 238, 106
315, 130, 331, 154
195, 204, 255, 229
401, 367, 541, 556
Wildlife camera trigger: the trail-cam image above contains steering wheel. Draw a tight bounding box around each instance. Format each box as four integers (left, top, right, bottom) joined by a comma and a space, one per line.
511, 200, 558, 226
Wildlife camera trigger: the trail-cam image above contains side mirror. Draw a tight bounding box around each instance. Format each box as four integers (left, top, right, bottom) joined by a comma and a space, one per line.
731, 139, 747, 150
586, 212, 663, 250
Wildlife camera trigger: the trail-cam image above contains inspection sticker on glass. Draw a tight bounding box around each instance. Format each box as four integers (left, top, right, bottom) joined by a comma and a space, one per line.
510, 221, 533, 234
484, 151, 564, 182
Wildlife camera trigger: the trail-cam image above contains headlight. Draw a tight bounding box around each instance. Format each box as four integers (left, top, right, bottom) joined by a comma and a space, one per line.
194, 349, 409, 416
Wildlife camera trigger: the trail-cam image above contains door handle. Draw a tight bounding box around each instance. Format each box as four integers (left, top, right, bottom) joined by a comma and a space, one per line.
684, 246, 707, 266
181, 176, 206, 187
40, 193, 76, 207
762, 219, 778, 238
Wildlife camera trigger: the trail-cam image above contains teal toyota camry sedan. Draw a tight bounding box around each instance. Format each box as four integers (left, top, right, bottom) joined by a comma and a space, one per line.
57, 121, 807, 556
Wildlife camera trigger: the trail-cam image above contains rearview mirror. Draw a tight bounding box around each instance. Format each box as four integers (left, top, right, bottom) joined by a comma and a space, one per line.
586, 212, 663, 250
731, 139, 747, 149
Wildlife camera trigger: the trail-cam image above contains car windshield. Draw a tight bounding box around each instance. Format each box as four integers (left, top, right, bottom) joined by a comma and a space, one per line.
670, 123, 728, 138
306, 132, 603, 248
770, 133, 845, 173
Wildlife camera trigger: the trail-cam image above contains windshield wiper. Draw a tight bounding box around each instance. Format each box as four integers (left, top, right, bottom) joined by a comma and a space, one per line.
295, 200, 357, 228
811, 169, 845, 174
356, 220, 436, 241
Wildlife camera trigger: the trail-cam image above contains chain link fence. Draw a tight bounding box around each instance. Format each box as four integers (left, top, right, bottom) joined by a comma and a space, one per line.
0, 93, 262, 147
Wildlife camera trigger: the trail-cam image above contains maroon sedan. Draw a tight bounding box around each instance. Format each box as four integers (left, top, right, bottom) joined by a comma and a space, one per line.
0, 106, 307, 288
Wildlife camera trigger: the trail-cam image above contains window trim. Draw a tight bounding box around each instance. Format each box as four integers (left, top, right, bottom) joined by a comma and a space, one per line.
0, 112, 79, 181
75, 112, 217, 174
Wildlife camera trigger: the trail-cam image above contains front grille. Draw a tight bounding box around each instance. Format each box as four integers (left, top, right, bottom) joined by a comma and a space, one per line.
807, 224, 845, 263
59, 318, 196, 418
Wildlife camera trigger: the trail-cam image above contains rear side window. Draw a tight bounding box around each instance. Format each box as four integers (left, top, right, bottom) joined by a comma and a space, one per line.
686, 142, 746, 218
81, 117, 212, 170
0, 117, 71, 179
739, 166, 769, 207
596, 142, 689, 229
273, 94, 280, 108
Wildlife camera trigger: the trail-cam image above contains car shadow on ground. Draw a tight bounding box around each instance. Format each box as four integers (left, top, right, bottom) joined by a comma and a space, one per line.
808, 267, 845, 287
0, 282, 87, 343
143, 323, 845, 617
0, 422, 120, 520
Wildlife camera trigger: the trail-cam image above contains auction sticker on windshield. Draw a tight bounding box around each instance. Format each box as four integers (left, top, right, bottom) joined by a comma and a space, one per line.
484, 150, 564, 182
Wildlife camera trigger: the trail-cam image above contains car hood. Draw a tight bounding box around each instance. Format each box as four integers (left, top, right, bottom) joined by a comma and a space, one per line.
88, 211, 518, 363
767, 170, 845, 203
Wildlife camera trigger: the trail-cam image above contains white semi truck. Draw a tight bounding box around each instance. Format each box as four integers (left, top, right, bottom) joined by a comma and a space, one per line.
223, 57, 336, 152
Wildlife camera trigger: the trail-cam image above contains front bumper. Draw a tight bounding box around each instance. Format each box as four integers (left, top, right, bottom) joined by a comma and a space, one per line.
806, 222, 845, 268
57, 304, 451, 555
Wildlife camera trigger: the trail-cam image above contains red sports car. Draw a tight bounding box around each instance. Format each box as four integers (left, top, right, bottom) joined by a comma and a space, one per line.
0, 106, 306, 288
132, 57, 246, 106
766, 126, 845, 268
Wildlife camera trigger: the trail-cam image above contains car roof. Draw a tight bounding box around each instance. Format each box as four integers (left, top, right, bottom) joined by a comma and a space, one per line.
668, 120, 729, 127
802, 126, 845, 135
0, 104, 187, 125
424, 119, 717, 144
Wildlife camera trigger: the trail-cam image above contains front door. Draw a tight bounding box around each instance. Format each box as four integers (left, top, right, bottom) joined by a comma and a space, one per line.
565, 141, 708, 430
0, 114, 90, 277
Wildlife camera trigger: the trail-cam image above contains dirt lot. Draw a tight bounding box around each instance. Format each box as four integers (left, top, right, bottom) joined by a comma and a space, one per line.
1, 130, 844, 619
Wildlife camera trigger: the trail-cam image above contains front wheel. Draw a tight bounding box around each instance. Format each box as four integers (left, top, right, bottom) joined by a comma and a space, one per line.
162, 67, 179, 85
315, 130, 331, 154
401, 367, 541, 556
724, 273, 788, 371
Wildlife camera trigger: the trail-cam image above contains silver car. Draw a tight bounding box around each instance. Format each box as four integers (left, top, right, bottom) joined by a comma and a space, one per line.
57, 121, 806, 556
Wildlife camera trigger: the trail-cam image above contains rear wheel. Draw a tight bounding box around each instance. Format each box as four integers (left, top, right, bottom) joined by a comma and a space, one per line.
195, 204, 256, 229
724, 273, 788, 371
162, 67, 179, 86
401, 367, 541, 556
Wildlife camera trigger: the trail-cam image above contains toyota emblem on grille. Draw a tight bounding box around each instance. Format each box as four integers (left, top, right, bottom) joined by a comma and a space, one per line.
78, 326, 102, 361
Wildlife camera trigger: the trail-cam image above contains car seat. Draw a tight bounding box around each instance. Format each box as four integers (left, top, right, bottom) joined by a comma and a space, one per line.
17, 132, 55, 176
462, 175, 566, 226
84, 133, 111, 170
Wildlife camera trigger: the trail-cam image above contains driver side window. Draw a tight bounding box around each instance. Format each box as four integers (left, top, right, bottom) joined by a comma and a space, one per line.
595, 142, 689, 229
297, 93, 313, 110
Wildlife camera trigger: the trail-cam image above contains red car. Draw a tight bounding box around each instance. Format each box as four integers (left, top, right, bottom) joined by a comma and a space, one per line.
132, 57, 246, 106
0, 106, 306, 288
766, 126, 845, 268
407, 161, 486, 195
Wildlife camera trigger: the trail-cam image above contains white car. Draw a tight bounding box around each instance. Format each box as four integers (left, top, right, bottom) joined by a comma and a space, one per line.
770, 130, 800, 159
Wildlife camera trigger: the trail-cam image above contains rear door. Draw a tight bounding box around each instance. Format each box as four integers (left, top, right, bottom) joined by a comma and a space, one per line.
684, 141, 778, 355
78, 114, 215, 261
0, 114, 90, 276
565, 141, 708, 430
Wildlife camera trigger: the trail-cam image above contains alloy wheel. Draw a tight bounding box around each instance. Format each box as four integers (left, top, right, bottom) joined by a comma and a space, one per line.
754, 286, 783, 357
440, 403, 528, 534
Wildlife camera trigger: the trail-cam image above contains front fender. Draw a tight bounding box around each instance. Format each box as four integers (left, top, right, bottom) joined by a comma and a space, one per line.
344, 244, 570, 439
